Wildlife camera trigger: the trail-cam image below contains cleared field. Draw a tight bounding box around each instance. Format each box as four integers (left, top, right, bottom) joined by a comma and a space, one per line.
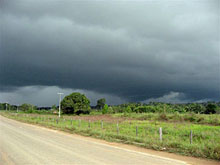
1, 111, 220, 161
112, 113, 220, 126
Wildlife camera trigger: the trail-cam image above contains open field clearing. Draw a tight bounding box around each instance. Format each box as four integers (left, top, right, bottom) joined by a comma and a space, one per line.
1, 111, 220, 161
112, 113, 220, 126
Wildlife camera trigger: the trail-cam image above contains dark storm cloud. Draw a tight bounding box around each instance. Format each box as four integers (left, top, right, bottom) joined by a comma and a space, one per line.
0, 0, 219, 103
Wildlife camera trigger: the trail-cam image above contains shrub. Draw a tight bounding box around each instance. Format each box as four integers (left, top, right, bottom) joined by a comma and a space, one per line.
108, 107, 114, 114
125, 106, 132, 113
158, 113, 168, 121
102, 104, 108, 114
185, 114, 197, 122
134, 106, 155, 113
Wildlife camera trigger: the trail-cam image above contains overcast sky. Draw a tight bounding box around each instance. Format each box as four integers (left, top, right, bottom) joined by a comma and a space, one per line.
0, 0, 219, 106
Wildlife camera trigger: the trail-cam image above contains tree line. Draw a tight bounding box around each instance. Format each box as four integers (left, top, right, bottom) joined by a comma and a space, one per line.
0, 92, 219, 115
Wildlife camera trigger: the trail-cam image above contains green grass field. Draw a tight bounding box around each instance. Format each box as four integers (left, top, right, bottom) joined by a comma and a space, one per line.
1, 111, 220, 161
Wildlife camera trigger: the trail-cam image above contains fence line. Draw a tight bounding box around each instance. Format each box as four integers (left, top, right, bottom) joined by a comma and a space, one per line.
9, 113, 197, 144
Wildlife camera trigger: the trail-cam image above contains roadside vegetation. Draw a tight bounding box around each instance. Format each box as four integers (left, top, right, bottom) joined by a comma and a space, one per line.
0, 92, 220, 161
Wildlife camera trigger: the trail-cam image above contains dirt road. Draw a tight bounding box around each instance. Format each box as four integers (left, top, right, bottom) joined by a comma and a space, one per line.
0, 116, 190, 165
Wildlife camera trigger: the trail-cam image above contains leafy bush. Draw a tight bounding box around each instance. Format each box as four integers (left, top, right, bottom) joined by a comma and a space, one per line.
102, 104, 108, 114
158, 113, 168, 121
134, 106, 156, 113
125, 106, 132, 113
108, 107, 114, 114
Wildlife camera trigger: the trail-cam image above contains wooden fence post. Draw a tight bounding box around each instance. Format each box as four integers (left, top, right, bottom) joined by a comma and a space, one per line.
79, 119, 81, 128
136, 126, 138, 137
56, 119, 58, 124
159, 127, 162, 142
117, 122, 119, 135
190, 130, 193, 144
88, 120, 91, 128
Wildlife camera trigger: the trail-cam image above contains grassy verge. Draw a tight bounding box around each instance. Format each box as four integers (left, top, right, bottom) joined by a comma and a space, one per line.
1, 111, 220, 161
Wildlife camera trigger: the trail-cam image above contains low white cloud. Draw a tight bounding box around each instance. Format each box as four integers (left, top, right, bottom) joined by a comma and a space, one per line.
143, 91, 187, 103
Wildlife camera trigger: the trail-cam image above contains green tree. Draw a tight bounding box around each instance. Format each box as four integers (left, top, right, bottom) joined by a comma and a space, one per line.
185, 103, 206, 114
0, 103, 6, 110
20, 103, 33, 111
9, 105, 17, 111
205, 103, 218, 114
102, 104, 108, 114
96, 98, 106, 109
61, 92, 91, 115
0, 103, 4, 110
19, 103, 37, 113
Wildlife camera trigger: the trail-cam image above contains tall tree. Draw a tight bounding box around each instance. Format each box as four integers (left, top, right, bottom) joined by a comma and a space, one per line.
61, 92, 91, 115
205, 103, 218, 114
20, 103, 33, 111
96, 98, 106, 109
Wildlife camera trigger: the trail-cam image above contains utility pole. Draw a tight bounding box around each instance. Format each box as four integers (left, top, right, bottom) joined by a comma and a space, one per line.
17, 105, 19, 113
57, 93, 64, 118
